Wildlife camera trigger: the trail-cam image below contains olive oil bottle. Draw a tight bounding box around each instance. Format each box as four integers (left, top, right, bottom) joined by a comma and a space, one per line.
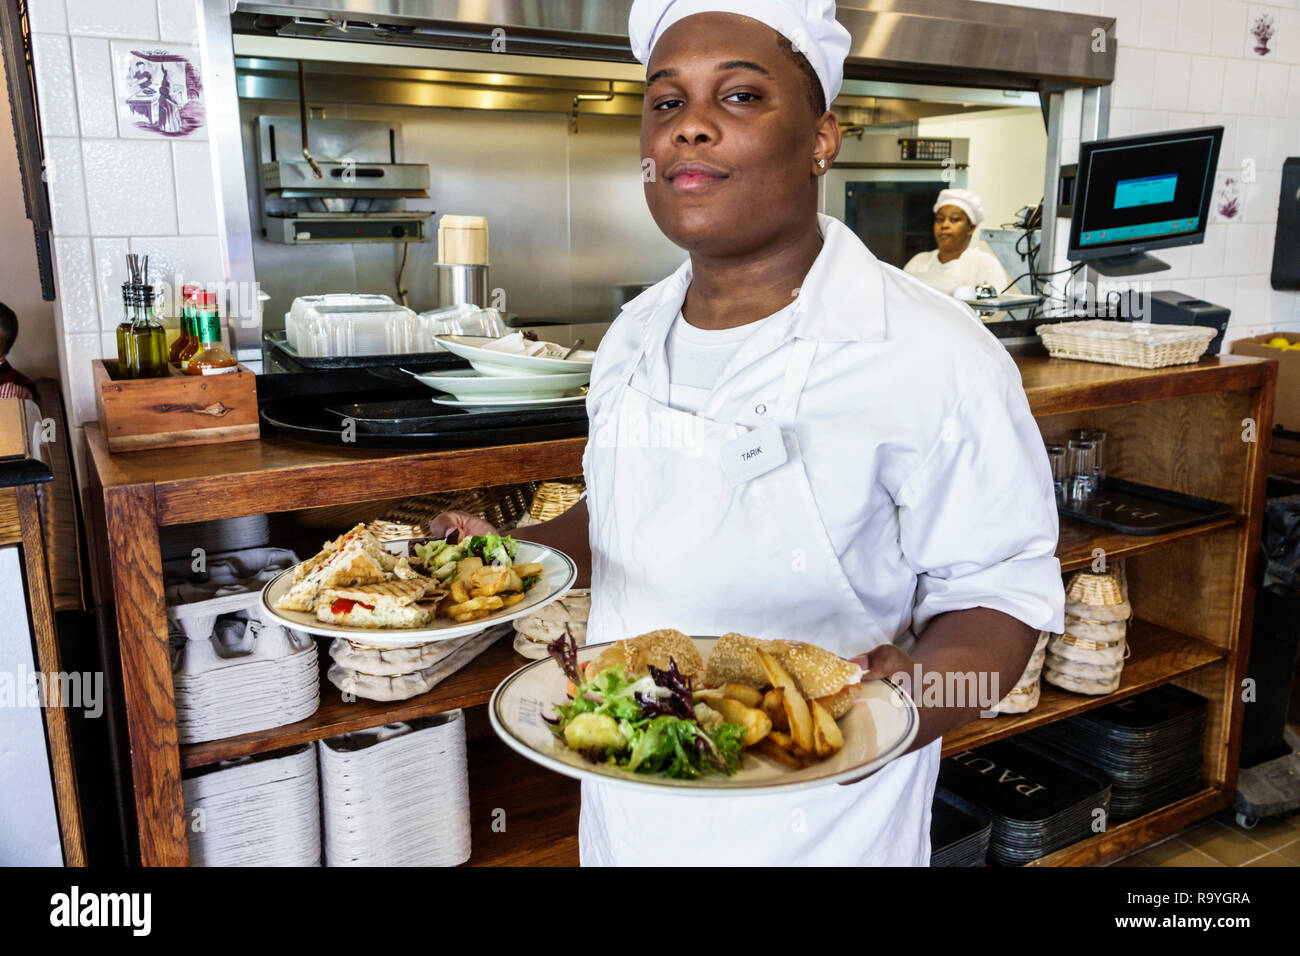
116, 282, 168, 379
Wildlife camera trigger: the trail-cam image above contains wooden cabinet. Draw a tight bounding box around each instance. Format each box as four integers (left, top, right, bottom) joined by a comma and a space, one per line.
85, 354, 1276, 867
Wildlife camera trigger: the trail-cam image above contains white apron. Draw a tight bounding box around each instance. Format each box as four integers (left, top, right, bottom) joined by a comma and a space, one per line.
581, 330, 942, 867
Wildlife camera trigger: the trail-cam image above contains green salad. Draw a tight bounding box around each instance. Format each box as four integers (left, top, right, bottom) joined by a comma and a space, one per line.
544, 632, 747, 779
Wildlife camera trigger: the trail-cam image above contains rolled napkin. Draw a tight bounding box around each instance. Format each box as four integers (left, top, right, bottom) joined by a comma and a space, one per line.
481, 330, 568, 359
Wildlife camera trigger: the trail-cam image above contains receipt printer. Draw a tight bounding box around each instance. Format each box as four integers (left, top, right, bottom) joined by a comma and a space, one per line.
1146, 290, 1231, 356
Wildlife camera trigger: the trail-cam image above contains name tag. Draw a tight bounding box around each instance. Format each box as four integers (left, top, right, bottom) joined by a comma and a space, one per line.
719, 421, 788, 486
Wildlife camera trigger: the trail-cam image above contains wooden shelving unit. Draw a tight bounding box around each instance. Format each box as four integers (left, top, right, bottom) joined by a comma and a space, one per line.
84, 354, 1276, 867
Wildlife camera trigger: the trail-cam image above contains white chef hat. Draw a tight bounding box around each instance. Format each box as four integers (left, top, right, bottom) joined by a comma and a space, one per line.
628, 0, 852, 109
933, 188, 986, 226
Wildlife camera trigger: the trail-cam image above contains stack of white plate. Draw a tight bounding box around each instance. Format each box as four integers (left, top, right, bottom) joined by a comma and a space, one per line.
174, 613, 319, 744
407, 333, 596, 408
183, 745, 320, 866
319, 712, 471, 867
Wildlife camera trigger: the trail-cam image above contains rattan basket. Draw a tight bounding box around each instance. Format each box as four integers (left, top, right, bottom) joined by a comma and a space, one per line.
364, 481, 546, 539
1037, 320, 1216, 369
530, 480, 585, 521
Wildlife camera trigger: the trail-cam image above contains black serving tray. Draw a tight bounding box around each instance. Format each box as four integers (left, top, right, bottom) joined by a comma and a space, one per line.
260, 391, 587, 448
1058, 476, 1233, 535
264, 330, 466, 372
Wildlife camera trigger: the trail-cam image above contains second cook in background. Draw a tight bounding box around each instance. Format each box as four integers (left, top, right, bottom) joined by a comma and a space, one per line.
903, 187, 1012, 299
436, 0, 1065, 866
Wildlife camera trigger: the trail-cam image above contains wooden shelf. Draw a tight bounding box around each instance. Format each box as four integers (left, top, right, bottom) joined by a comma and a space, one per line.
179, 635, 526, 769
941, 619, 1226, 758
1026, 785, 1229, 867
1055, 514, 1242, 572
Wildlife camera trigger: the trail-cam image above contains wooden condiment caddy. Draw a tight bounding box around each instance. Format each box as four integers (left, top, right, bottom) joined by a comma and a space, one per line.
92, 359, 259, 453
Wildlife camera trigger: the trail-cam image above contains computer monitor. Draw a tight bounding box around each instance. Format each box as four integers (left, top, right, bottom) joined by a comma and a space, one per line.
1067, 126, 1223, 276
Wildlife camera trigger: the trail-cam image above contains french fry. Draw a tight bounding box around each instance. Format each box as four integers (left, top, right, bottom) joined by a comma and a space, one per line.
809, 699, 844, 758
450, 579, 470, 605
470, 565, 512, 597
443, 594, 504, 618
755, 737, 803, 770
762, 688, 789, 731
768, 730, 796, 751
758, 649, 814, 755
453, 610, 491, 623
453, 556, 482, 590
714, 698, 773, 747
499, 591, 526, 607
722, 683, 764, 708
512, 562, 543, 578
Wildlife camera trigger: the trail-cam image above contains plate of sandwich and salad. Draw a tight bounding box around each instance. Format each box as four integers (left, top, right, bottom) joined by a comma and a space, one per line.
489, 629, 920, 794
261, 523, 576, 647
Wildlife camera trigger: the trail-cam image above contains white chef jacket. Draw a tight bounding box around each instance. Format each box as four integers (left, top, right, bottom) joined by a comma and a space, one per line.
903, 245, 1011, 298
578, 213, 1064, 866
587, 215, 1063, 646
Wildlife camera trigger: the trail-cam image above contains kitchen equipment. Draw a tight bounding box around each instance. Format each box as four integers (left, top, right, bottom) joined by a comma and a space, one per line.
1066, 437, 1097, 505
433, 263, 490, 308
256, 117, 431, 244
490, 635, 920, 795
259, 539, 577, 648
1146, 290, 1231, 356
437, 214, 488, 265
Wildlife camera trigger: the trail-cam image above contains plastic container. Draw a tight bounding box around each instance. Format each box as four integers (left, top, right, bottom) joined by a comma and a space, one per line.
286, 294, 422, 357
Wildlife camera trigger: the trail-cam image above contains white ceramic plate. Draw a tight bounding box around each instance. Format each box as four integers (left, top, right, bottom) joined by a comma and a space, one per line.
260, 540, 577, 648
429, 392, 587, 408
489, 636, 919, 795
406, 367, 591, 400
434, 334, 596, 375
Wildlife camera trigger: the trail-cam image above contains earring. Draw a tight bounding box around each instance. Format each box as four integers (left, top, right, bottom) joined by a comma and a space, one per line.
817, 158, 826, 169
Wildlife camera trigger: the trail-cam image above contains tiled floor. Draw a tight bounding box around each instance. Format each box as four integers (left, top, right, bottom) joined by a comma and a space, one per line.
1111, 809, 1300, 866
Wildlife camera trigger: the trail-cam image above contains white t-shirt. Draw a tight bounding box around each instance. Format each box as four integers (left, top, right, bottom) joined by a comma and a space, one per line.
902, 245, 1010, 297
664, 303, 793, 413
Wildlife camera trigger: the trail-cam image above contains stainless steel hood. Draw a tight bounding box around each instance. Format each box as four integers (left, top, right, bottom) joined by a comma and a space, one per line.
230, 0, 1116, 92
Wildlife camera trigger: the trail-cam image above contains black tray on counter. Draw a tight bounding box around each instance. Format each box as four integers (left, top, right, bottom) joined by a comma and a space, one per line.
264, 330, 466, 372
260, 391, 588, 448
1058, 477, 1233, 535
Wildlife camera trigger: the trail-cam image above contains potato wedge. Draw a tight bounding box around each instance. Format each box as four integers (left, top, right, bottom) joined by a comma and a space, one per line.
721, 683, 764, 708
758, 649, 814, 755
755, 737, 803, 770
449, 579, 470, 605
444, 594, 504, 618
714, 697, 773, 747
470, 565, 512, 597
762, 688, 789, 732
499, 591, 526, 607
512, 562, 544, 578
768, 730, 796, 751
809, 699, 844, 758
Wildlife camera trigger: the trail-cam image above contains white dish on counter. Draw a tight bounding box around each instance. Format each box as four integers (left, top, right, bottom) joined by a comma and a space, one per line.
434, 334, 596, 375
406, 367, 590, 401
490, 636, 920, 796
429, 392, 587, 409
260, 540, 578, 648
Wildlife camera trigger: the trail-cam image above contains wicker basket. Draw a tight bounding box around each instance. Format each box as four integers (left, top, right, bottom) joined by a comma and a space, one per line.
530, 480, 585, 521
1037, 320, 1216, 369
363, 481, 546, 539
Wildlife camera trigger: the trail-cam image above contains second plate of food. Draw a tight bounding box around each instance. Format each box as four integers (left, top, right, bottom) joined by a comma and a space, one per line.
262, 536, 577, 647
407, 367, 591, 401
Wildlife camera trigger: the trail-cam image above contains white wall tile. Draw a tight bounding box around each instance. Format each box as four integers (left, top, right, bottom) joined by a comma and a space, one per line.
51, 238, 98, 333
1289, 66, 1300, 117
157, 0, 201, 45
1235, 274, 1270, 324
1190, 222, 1227, 276
1223, 223, 1260, 275
70, 37, 117, 139
60, 333, 102, 427
1221, 58, 1259, 113
1203, 113, 1238, 164
1270, 290, 1298, 327
27, 0, 68, 34
65, 0, 158, 39
1255, 59, 1291, 115
92, 238, 129, 331
1185, 55, 1225, 113
127, 236, 224, 315
1150, 51, 1191, 110
1211, 1, 1249, 57
1234, 116, 1272, 169
1256, 219, 1276, 268
1129, 109, 1170, 134
1176, 0, 1215, 55
1165, 111, 1205, 129
1112, 44, 1156, 108
1204, 276, 1239, 313
1106, 107, 1134, 138
43, 137, 89, 236
1140, 0, 1180, 49
31, 34, 78, 138
171, 141, 217, 234
1244, 170, 1281, 223
1266, 118, 1300, 168
1058, 0, 1105, 14
1281, 9, 1300, 68
1159, 244, 1192, 279
81, 139, 177, 236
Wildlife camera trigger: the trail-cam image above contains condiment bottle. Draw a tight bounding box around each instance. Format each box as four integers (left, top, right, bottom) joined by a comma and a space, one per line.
116, 282, 169, 378
169, 283, 199, 367
184, 291, 238, 375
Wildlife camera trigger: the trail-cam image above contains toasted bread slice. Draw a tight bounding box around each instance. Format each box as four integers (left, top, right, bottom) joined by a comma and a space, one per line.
315, 595, 442, 628
276, 546, 389, 612
583, 628, 704, 680
321, 578, 433, 607
704, 633, 862, 700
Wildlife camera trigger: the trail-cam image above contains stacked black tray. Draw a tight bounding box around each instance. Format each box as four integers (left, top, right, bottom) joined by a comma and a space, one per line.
1025, 686, 1207, 821
939, 737, 1111, 865
930, 785, 992, 867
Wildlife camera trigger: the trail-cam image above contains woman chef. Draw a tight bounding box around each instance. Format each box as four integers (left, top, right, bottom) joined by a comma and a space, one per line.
903, 188, 1011, 298
433, 0, 1064, 866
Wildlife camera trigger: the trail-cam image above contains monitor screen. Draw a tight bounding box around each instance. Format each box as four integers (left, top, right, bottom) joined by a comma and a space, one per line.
1068, 126, 1223, 260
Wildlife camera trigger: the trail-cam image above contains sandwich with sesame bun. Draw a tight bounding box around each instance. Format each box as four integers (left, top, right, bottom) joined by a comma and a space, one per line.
702, 632, 863, 719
